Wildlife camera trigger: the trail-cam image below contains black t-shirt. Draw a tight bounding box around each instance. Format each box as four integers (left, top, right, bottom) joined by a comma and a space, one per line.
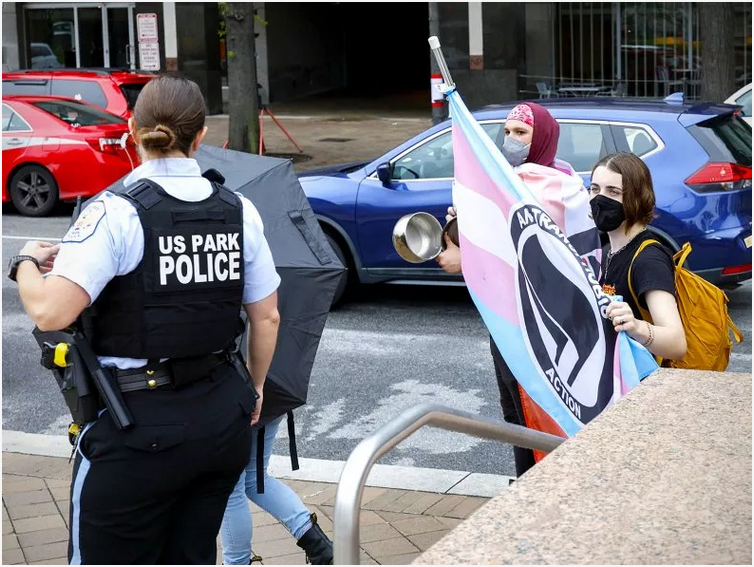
598, 231, 676, 320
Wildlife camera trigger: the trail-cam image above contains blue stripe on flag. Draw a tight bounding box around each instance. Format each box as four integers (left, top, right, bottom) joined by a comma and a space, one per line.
469, 288, 582, 437
620, 333, 659, 386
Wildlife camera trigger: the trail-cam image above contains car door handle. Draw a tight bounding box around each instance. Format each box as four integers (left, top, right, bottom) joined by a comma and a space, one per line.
6, 139, 24, 146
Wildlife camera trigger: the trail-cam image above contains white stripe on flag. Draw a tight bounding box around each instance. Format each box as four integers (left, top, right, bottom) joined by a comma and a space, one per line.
454, 180, 518, 267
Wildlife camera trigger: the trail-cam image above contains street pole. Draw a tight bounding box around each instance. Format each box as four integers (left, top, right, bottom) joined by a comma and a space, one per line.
428, 2, 446, 125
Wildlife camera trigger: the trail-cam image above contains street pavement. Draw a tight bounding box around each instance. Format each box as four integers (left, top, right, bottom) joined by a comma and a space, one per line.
2, 109, 752, 564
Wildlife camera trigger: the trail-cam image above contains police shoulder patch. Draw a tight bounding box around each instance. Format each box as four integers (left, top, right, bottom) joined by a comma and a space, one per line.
63, 201, 106, 243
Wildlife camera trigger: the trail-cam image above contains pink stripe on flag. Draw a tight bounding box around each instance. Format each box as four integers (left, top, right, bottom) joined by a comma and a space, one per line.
453, 125, 516, 217
459, 234, 520, 325
518, 170, 566, 233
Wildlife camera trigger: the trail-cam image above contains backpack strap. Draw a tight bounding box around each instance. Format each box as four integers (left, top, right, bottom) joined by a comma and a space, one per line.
627, 238, 661, 323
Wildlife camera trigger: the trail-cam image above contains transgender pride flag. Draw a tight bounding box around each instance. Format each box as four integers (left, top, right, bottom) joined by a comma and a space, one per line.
448, 88, 657, 437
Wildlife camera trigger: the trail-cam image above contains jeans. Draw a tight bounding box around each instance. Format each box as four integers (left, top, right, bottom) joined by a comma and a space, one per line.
220, 416, 313, 565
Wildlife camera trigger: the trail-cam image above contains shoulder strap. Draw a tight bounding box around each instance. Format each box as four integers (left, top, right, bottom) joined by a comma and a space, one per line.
627, 238, 661, 323
287, 411, 300, 472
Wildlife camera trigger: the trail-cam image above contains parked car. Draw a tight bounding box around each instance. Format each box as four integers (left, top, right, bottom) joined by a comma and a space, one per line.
29, 43, 63, 70
300, 97, 752, 305
2, 95, 138, 216
725, 83, 752, 125
2, 68, 154, 119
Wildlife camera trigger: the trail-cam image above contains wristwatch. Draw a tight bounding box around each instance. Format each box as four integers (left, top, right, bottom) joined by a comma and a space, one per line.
7, 255, 40, 282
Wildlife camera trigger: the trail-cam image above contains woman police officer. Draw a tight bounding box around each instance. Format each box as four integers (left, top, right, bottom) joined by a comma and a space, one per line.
9, 75, 281, 564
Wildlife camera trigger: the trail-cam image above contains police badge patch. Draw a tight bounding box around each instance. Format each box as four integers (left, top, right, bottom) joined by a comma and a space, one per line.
63, 201, 106, 243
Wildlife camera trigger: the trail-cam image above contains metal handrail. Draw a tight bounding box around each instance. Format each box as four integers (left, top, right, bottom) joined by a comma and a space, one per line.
333, 403, 566, 565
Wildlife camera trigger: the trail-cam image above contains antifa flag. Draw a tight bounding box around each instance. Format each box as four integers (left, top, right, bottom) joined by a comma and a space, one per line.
447, 89, 658, 438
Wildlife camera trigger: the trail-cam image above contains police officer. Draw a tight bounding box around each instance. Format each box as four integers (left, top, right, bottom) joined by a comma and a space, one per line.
9, 75, 281, 564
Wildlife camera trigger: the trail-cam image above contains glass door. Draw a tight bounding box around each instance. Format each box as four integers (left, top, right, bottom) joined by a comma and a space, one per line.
104, 6, 135, 69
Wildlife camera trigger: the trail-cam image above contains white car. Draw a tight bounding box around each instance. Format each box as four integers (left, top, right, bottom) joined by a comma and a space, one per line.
725, 83, 752, 125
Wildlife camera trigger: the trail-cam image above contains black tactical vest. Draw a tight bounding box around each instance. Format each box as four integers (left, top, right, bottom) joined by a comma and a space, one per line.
87, 179, 245, 359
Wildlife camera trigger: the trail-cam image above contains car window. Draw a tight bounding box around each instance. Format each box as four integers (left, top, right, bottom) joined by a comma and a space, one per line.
51, 79, 108, 109
2, 79, 50, 95
391, 122, 502, 180
2, 104, 31, 132
120, 83, 146, 109
687, 113, 752, 166
32, 99, 124, 127
2, 104, 12, 131
735, 90, 752, 117
610, 125, 659, 157
556, 122, 609, 172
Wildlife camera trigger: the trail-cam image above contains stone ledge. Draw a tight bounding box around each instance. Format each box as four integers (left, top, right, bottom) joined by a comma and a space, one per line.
414, 369, 753, 565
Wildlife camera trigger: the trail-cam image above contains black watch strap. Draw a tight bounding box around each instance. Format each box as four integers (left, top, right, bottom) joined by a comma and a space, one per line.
8, 255, 40, 282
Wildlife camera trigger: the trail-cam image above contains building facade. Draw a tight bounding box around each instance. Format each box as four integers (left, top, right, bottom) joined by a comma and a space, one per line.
3, 2, 751, 114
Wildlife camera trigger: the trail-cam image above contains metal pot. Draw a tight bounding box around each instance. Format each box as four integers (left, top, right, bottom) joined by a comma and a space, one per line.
392, 212, 444, 263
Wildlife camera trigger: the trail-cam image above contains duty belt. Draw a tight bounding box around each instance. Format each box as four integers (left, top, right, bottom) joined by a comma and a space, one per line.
113, 352, 229, 392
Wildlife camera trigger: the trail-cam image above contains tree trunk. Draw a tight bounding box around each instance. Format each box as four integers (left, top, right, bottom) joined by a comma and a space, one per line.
699, 3, 735, 102
226, 3, 259, 154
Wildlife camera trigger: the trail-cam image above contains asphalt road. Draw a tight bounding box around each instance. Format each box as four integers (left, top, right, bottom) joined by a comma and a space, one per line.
3, 205, 752, 477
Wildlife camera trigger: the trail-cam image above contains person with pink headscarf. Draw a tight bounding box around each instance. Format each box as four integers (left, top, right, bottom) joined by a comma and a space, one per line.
438, 101, 594, 477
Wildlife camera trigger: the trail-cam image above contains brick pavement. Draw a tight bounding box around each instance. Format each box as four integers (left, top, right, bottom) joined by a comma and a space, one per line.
2, 452, 490, 565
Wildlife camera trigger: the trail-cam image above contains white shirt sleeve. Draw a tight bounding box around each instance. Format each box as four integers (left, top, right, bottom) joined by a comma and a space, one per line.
237, 193, 281, 304
49, 192, 144, 304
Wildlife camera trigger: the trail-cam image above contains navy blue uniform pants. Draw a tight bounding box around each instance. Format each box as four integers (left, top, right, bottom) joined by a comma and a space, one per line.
68, 362, 256, 565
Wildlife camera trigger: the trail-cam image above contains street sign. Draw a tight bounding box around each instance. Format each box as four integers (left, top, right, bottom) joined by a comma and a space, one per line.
139, 42, 160, 71
137, 13, 158, 43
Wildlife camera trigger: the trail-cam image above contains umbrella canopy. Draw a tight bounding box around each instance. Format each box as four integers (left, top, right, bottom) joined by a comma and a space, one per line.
195, 145, 345, 426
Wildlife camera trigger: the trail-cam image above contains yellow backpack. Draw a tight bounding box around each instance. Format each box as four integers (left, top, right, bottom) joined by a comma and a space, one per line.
628, 240, 743, 371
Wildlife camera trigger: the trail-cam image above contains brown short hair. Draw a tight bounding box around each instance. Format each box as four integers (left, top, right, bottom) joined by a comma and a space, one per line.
592, 152, 655, 229
133, 75, 205, 156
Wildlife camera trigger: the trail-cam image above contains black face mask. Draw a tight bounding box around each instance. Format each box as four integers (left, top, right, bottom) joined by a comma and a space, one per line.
590, 195, 626, 232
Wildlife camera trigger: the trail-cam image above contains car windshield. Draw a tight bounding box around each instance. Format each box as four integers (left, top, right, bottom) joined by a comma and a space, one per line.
32, 99, 124, 127
120, 83, 146, 109
735, 89, 752, 117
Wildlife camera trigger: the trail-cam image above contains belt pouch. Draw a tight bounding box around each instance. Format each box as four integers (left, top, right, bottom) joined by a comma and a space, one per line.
168, 355, 222, 389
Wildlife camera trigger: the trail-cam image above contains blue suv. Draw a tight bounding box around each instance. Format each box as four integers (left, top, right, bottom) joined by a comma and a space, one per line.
299, 98, 752, 304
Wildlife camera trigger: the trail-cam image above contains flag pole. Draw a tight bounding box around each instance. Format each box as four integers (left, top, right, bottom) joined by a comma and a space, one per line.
428, 36, 455, 89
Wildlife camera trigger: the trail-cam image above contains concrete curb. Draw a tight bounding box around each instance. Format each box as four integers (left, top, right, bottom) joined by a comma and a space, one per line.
2, 429, 513, 498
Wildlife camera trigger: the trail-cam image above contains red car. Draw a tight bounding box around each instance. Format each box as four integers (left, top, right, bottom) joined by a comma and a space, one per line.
2, 69, 154, 119
2, 95, 138, 216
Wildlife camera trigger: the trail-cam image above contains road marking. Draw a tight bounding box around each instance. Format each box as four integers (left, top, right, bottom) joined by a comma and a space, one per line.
2, 429, 514, 497
2, 235, 62, 242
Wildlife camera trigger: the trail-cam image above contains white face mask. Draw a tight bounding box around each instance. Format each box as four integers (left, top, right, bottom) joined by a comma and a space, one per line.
501, 136, 530, 167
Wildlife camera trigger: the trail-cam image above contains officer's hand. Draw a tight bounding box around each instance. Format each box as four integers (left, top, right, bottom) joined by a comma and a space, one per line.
250, 388, 263, 426
436, 233, 462, 274
19, 241, 60, 273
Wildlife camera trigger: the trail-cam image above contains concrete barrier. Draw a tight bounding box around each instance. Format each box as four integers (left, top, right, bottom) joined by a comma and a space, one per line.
414, 368, 752, 565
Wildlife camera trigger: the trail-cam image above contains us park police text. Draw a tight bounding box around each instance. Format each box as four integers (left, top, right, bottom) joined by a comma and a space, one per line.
158, 233, 241, 285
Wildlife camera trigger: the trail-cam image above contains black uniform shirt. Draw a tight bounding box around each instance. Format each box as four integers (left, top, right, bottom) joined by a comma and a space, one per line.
599, 231, 676, 320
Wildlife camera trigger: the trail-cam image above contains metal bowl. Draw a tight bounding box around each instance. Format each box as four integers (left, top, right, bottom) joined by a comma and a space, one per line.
392, 212, 444, 263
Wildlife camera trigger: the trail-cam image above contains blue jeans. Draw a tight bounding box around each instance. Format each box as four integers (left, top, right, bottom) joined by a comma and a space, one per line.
220, 416, 313, 565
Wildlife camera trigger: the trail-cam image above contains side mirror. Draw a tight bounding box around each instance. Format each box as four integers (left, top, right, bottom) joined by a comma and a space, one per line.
376, 163, 392, 185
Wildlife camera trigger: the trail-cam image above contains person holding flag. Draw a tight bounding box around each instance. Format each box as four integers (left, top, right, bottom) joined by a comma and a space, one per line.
437, 101, 600, 476
591, 152, 686, 360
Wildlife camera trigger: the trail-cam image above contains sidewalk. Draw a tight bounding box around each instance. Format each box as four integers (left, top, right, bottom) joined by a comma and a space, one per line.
2, 451, 491, 565
203, 110, 432, 174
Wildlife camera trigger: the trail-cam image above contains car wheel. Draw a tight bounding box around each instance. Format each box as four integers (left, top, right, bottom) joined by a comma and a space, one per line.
10, 165, 59, 217
326, 233, 350, 308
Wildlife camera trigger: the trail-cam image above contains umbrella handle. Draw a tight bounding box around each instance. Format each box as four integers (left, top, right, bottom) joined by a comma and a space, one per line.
428, 36, 455, 89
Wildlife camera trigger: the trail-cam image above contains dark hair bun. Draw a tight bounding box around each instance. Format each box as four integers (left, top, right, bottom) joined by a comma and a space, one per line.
139, 124, 177, 151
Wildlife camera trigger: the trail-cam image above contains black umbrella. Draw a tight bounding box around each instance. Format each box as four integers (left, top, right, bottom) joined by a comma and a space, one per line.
195, 145, 345, 428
